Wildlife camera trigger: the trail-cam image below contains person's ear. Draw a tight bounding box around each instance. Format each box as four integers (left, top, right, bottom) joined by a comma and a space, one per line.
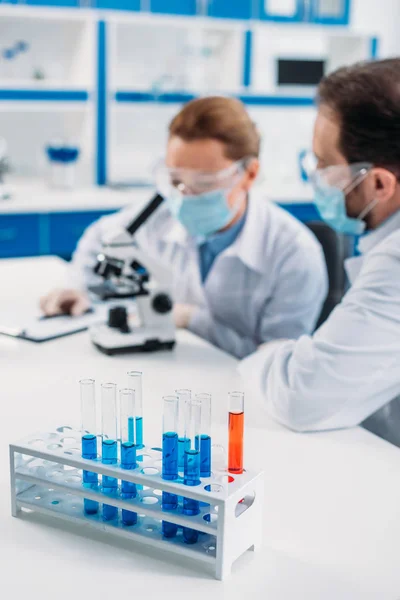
371, 168, 397, 204
242, 158, 259, 190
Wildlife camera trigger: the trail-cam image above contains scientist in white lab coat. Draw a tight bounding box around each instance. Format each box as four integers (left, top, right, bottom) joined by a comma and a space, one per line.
40, 96, 328, 359
239, 58, 400, 439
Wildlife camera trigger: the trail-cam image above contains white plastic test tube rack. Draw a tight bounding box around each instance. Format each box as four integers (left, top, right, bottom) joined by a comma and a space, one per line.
9, 426, 264, 580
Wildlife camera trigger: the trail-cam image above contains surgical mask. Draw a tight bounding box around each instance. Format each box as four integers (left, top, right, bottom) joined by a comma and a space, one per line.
314, 187, 377, 235
166, 188, 240, 237
303, 156, 374, 235
154, 159, 248, 237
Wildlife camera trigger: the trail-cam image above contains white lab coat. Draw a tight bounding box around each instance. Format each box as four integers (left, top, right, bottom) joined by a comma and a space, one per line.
239, 210, 400, 430
68, 190, 328, 359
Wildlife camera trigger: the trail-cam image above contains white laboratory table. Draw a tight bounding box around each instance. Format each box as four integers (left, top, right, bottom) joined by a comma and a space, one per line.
1, 257, 400, 600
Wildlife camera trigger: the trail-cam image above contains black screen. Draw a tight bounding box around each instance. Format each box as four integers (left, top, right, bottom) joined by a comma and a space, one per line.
277, 59, 325, 86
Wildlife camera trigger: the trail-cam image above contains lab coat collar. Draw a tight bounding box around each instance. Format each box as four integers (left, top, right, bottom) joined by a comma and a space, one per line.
160, 192, 266, 273
358, 210, 400, 255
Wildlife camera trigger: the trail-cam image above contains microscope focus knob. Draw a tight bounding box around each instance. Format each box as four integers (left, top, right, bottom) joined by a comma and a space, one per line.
108, 306, 130, 333
152, 293, 173, 314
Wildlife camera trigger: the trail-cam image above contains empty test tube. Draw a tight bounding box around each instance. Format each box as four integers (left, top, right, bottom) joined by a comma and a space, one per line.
228, 392, 244, 475
196, 393, 212, 478
183, 398, 201, 544
80, 378, 99, 515
120, 388, 137, 526
162, 395, 179, 538
176, 389, 191, 469
101, 383, 118, 521
127, 371, 143, 448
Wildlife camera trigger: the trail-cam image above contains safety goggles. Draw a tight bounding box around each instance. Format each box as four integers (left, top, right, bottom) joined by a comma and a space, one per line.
154, 159, 248, 197
300, 150, 372, 194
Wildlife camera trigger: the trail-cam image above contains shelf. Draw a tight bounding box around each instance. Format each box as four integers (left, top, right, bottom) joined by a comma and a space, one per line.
0, 89, 90, 102
114, 89, 315, 106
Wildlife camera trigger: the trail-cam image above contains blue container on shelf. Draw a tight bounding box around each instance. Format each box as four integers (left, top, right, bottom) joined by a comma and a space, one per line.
45, 143, 80, 190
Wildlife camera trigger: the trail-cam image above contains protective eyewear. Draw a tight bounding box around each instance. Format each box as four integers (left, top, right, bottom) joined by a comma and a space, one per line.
300, 150, 372, 194
154, 159, 248, 197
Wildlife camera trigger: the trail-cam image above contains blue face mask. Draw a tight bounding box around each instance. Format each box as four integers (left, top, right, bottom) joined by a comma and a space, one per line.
166, 189, 237, 237
314, 187, 368, 236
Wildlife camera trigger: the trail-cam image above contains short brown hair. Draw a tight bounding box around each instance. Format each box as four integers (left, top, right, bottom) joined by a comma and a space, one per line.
169, 96, 260, 160
317, 58, 400, 175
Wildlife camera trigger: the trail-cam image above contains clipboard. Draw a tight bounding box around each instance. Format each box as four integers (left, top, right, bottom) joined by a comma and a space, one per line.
0, 308, 106, 343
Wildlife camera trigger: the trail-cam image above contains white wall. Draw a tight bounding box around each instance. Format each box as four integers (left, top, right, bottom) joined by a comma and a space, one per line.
351, 0, 400, 56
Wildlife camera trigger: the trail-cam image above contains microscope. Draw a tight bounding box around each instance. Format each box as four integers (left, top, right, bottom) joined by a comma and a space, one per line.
89, 194, 176, 355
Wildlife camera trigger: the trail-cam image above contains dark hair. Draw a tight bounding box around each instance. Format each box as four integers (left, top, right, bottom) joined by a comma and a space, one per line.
169, 96, 260, 160
317, 58, 400, 175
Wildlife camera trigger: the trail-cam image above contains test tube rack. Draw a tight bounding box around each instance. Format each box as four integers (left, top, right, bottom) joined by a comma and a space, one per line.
10, 426, 264, 580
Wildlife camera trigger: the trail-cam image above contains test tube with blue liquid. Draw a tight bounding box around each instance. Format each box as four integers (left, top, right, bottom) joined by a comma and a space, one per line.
196, 393, 212, 478
176, 389, 191, 469
80, 378, 99, 515
101, 383, 118, 521
183, 398, 201, 544
120, 388, 137, 526
162, 395, 179, 539
127, 371, 143, 448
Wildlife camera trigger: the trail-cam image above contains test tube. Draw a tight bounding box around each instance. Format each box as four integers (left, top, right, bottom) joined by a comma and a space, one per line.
101, 383, 118, 521
196, 393, 212, 478
176, 389, 191, 469
162, 395, 179, 538
183, 398, 201, 545
80, 378, 99, 515
228, 392, 244, 475
120, 388, 137, 527
127, 371, 144, 448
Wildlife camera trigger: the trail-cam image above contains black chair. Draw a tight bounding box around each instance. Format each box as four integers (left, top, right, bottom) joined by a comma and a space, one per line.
306, 221, 355, 328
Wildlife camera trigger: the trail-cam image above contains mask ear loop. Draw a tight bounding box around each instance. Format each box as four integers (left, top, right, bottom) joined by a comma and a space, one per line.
344, 167, 378, 223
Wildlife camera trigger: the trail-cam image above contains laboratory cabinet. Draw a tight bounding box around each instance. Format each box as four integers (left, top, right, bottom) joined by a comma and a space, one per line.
150, 0, 197, 17
0, 214, 41, 258
260, 0, 350, 25
207, 0, 253, 20
48, 210, 115, 256
95, 0, 141, 10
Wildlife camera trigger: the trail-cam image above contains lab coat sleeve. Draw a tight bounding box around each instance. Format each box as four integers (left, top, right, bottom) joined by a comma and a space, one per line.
238, 247, 400, 432
188, 235, 327, 360
66, 216, 106, 290
257, 239, 328, 343
188, 307, 258, 359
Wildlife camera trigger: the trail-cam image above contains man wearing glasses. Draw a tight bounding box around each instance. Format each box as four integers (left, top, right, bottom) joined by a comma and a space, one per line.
40, 96, 327, 358
240, 58, 400, 441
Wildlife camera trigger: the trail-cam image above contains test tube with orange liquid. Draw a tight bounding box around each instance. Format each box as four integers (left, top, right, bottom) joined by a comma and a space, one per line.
228, 392, 244, 474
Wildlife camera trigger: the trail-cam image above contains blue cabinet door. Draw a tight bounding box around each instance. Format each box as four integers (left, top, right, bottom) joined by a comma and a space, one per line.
0, 214, 40, 258
25, 1, 81, 7
207, 0, 252, 20
150, 0, 197, 16
48, 211, 117, 257
96, 0, 141, 10
310, 0, 350, 24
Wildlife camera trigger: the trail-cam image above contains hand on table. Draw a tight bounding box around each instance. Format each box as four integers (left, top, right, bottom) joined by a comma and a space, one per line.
173, 303, 196, 329
40, 288, 91, 317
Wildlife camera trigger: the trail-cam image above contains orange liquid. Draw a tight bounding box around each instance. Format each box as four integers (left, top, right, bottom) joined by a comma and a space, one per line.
228, 411, 244, 474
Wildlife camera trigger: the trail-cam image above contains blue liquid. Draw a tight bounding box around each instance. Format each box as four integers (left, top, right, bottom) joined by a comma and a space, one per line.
162, 491, 178, 538
81, 434, 98, 515
178, 437, 190, 469
102, 439, 118, 521
183, 527, 199, 545
184, 449, 200, 486
162, 432, 178, 480
183, 449, 200, 543
121, 442, 137, 526
136, 416, 144, 448
128, 416, 135, 443
199, 434, 211, 478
